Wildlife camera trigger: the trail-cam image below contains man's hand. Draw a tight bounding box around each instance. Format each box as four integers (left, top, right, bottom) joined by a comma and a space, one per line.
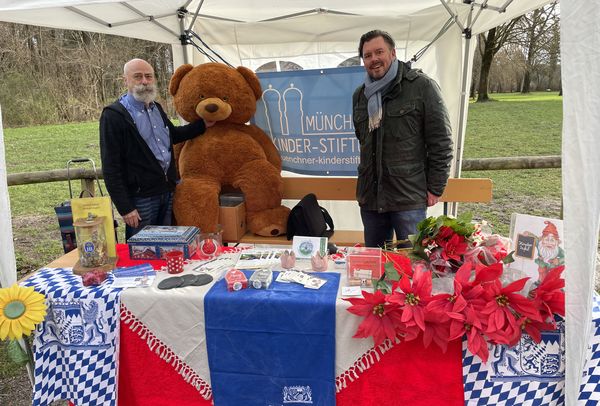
122, 209, 142, 228
427, 191, 440, 207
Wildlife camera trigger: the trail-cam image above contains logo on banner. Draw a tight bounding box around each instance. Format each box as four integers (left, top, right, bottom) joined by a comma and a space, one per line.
489, 318, 565, 382
255, 67, 364, 175
282, 385, 313, 404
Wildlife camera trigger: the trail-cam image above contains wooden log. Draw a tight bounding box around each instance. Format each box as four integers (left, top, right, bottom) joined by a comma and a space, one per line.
6, 168, 101, 186
5, 155, 561, 188
461, 155, 561, 171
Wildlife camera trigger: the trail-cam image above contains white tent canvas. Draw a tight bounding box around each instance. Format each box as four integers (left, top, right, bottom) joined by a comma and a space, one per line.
1, 1, 597, 404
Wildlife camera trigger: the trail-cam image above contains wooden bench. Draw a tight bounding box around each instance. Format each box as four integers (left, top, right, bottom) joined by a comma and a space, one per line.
227, 177, 493, 247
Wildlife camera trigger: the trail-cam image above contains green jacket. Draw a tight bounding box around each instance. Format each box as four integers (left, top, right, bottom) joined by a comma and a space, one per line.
352, 61, 453, 212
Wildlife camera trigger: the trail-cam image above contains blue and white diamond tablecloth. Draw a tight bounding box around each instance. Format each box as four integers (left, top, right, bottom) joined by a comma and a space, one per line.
22, 268, 122, 406
463, 295, 600, 405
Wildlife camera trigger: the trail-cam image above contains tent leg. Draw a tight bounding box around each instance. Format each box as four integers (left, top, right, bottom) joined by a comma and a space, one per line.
450, 8, 475, 217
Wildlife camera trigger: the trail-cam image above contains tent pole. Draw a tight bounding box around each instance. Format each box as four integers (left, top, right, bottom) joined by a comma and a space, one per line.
0, 104, 18, 288
176, 7, 190, 66
450, 5, 475, 216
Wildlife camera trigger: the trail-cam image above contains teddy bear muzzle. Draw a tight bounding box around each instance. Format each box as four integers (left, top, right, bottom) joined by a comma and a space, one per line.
195, 97, 232, 122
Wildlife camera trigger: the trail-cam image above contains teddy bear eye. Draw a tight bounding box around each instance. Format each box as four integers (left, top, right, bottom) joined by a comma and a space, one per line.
222, 96, 229, 101
199, 95, 205, 100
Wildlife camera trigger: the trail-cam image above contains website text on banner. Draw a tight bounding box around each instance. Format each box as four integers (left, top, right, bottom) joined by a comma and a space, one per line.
253, 67, 364, 176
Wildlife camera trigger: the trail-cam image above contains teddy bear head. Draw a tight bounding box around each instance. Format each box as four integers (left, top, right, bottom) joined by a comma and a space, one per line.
169, 62, 262, 124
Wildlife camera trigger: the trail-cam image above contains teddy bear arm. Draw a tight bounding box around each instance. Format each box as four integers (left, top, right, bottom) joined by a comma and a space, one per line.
245, 124, 282, 171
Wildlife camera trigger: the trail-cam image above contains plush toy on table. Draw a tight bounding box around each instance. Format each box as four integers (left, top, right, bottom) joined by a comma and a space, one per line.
169, 62, 290, 237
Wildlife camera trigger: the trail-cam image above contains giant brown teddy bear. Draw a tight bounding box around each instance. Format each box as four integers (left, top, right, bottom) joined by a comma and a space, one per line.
169, 62, 289, 237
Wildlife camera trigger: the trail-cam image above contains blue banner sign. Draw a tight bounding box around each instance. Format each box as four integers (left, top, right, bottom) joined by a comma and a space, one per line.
254, 66, 364, 175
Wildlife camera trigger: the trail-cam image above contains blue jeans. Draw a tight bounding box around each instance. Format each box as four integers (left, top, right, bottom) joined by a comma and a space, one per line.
360, 208, 426, 248
125, 191, 174, 241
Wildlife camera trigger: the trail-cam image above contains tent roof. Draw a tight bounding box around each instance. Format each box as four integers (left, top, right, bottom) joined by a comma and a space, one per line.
0, 1, 549, 58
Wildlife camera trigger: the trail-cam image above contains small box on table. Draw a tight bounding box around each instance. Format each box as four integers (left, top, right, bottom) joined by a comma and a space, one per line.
219, 193, 247, 241
346, 247, 382, 287
127, 225, 200, 260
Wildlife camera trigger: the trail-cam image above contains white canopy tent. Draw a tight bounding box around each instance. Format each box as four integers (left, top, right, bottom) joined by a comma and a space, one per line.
1, 1, 597, 404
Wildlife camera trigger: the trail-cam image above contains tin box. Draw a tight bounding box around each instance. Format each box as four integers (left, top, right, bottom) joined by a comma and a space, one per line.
127, 225, 200, 260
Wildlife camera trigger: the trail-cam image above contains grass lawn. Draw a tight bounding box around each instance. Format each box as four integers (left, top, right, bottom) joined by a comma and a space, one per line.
459, 92, 562, 235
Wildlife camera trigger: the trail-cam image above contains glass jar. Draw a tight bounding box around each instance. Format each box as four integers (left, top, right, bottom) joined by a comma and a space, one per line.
73, 214, 108, 267
198, 225, 223, 258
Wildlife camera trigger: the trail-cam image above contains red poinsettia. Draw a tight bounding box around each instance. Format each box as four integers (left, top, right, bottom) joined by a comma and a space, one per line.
529, 265, 565, 322
345, 290, 403, 346
387, 266, 432, 333
422, 306, 452, 352
383, 250, 413, 278
516, 315, 556, 343
345, 215, 565, 364
439, 233, 468, 262
435, 225, 455, 243
481, 276, 541, 345
448, 304, 490, 362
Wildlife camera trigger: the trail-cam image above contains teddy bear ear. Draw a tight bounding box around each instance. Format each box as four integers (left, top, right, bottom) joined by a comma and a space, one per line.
169, 64, 194, 96
236, 66, 262, 100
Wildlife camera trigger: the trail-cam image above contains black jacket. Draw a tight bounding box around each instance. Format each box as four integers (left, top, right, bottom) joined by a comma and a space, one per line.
99, 100, 205, 216
352, 61, 453, 212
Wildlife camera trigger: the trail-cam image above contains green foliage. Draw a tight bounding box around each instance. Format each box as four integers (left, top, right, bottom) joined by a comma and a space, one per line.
373, 278, 392, 295
384, 261, 401, 281
410, 215, 477, 260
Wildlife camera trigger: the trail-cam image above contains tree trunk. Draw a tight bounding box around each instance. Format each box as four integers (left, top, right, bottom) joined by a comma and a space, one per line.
477, 29, 497, 102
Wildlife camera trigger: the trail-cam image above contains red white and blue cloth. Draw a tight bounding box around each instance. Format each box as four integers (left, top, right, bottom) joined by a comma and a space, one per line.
204, 270, 340, 406
22, 245, 599, 406
22, 268, 122, 406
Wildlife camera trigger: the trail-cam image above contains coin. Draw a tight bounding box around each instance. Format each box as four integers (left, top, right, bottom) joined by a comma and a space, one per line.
180, 274, 198, 286
157, 276, 184, 290
191, 274, 213, 286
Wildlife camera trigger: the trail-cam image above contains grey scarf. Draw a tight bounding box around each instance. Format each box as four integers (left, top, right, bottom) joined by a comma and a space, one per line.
363, 58, 398, 132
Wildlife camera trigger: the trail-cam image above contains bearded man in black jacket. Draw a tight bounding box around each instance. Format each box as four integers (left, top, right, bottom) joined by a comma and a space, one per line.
100, 58, 214, 240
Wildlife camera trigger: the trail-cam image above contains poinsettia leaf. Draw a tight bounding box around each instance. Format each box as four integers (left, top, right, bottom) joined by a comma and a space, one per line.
435, 216, 446, 230
384, 261, 400, 281
373, 279, 392, 294
502, 251, 516, 264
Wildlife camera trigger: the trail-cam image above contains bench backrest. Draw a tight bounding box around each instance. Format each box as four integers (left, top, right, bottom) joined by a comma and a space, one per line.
282, 177, 492, 203
234, 177, 492, 246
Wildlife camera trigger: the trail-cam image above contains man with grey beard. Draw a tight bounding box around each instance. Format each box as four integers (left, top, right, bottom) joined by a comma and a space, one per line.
100, 58, 214, 240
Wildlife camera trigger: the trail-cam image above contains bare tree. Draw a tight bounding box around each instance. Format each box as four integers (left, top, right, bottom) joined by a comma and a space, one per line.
476, 17, 522, 102
516, 2, 559, 93
0, 22, 174, 127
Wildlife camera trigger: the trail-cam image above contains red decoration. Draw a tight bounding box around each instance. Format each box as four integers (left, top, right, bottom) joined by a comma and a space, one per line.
82, 269, 108, 287
225, 268, 248, 291
345, 215, 566, 363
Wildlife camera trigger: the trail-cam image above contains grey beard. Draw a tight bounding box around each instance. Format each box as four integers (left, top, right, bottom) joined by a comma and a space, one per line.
132, 84, 157, 104
539, 245, 559, 263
